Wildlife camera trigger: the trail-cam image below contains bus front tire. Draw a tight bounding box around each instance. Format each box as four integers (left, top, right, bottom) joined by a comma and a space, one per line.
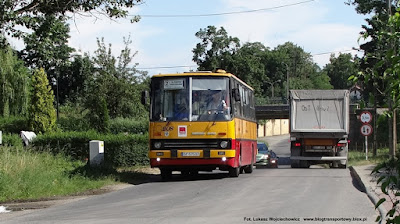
160, 168, 172, 180
229, 167, 240, 177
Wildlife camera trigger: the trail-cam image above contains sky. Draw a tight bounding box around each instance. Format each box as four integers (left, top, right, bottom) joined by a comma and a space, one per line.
65, 0, 368, 75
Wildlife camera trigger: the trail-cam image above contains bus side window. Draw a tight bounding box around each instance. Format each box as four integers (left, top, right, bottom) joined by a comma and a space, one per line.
234, 82, 242, 118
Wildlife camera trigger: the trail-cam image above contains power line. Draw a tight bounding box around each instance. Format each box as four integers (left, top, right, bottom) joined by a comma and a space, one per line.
133, 0, 314, 18
137, 65, 197, 70
312, 49, 363, 56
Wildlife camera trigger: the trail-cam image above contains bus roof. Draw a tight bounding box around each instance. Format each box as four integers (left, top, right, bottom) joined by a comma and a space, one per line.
151, 70, 254, 91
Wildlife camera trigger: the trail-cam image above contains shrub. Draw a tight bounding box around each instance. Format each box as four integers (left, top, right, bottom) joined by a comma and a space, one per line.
57, 116, 91, 132
57, 102, 91, 132
0, 116, 29, 134
1, 133, 23, 147
32, 131, 149, 167
109, 117, 148, 134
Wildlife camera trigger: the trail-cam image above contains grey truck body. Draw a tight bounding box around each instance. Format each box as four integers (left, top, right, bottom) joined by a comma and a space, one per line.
289, 90, 350, 168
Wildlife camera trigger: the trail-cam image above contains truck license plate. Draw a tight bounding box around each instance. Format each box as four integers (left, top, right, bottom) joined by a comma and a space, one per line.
181, 152, 200, 157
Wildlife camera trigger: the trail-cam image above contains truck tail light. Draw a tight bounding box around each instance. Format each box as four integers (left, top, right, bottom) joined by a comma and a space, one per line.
294, 142, 301, 147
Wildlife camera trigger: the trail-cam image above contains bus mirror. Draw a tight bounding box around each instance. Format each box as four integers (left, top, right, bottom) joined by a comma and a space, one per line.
232, 88, 241, 101
141, 90, 149, 105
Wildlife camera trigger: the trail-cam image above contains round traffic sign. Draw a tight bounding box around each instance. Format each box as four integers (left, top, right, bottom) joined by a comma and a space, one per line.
361, 124, 373, 136
360, 111, 372, 124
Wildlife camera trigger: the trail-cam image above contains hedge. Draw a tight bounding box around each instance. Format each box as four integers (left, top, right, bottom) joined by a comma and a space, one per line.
1, 133, 24, 147
32, 131, 149, 167
0, 116, 29, 134
109, 118, 148, 134
57, 117, 148, 135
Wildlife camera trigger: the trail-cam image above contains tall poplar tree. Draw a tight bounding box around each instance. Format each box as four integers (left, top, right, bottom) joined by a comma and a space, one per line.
28, 68, 56, 133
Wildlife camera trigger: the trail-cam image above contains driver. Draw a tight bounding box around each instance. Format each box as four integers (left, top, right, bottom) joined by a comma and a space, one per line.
207, 91, 227, 112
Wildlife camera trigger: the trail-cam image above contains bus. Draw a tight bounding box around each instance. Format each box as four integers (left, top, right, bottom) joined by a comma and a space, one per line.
144, 69, 257, 180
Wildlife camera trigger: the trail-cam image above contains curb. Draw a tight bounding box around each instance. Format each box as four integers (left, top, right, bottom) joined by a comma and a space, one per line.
349, 166, 387, 223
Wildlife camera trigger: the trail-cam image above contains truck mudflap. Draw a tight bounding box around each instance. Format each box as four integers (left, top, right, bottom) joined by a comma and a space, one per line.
290, 156, 347, 161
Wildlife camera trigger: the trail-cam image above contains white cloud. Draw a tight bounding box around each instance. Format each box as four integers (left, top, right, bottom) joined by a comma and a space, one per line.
67, 8, 164, 66
218, 0, 363, 67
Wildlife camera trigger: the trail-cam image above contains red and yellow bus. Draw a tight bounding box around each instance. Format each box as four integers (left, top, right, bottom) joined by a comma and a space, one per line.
146, 69, 257, 179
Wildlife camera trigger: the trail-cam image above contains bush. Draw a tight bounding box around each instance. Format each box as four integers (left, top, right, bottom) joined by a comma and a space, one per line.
1, 133, 23, 147
57, 116, 91, 132
57, 102, 91, 132
32, 131, 149, 167
0, 116, 29, 134
109, 117, 148, 134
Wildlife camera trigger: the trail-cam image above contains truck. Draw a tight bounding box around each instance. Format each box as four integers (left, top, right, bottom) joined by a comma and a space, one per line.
289, 90, 349, 168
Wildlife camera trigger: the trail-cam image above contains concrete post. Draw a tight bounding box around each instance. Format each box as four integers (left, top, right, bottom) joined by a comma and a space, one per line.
89, 140, 104, 166
0, 131, 2, 145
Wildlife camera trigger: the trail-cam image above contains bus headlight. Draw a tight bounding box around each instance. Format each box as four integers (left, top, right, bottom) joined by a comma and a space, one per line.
154, 142, 162, 149
220, 141, 229, 149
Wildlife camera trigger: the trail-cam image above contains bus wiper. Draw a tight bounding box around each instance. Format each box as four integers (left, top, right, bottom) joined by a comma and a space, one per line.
211, 110, 221, 126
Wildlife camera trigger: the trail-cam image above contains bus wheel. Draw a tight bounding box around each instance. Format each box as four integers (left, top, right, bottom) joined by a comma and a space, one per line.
160, 168, 172, 180
244, 164, 254, 173
229, 167, 240, 177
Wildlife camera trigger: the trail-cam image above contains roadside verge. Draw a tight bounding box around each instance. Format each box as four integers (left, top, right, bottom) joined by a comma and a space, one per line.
349, 165, 387, 222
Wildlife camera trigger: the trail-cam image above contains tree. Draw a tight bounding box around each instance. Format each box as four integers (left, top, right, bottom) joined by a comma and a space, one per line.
323, 53, 359, 89
18, 14, 75, 105
57, 53, 94, 105
19, 15, 74, 70
0, 43, 30, 117
192, 27, 332, 104
0, 0, 142, 44
230, 42, 268, 95
192, 26, 240, 71
84, 36, 148, 120
28, 68, 56, 133
349, 0, 398, 157
273, 42, 332, 91
349, 3, 400, 222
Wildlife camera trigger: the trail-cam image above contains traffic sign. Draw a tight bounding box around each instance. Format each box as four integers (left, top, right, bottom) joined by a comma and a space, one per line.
360, 111, 372, 124
361, 124, 373, 136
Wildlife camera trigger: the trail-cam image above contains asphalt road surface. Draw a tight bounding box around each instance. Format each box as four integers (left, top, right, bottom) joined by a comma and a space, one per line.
2, 135, 378, 224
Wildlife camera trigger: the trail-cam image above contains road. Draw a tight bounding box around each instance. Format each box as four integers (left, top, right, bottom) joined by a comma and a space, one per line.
1, 135, 377, 224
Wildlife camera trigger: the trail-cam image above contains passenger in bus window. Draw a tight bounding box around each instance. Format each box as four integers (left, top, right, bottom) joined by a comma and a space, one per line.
174, 100, 189, 120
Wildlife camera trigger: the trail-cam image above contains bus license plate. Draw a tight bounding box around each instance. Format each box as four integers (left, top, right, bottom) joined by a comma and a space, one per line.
181, 152, 200, 157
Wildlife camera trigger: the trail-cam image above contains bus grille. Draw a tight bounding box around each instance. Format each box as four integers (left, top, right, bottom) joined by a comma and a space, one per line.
151, 139, 230, 150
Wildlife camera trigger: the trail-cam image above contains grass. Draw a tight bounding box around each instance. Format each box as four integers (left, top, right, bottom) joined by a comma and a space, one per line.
0, 146, 117, 202
348, 147, 391, 167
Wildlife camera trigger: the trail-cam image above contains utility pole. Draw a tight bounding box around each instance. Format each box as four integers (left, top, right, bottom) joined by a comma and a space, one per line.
283, 63, 290, 104
387, 0, 397, 157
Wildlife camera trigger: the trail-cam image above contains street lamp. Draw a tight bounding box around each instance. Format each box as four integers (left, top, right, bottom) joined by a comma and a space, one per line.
265, 80, 281, 98
51, 75, 59, 121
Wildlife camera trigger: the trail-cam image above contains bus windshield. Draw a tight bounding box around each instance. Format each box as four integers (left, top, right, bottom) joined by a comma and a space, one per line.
151, 77, 231, 122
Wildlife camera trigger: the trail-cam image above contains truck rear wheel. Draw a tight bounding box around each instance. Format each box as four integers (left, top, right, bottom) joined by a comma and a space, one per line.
291, 147, 300, 168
